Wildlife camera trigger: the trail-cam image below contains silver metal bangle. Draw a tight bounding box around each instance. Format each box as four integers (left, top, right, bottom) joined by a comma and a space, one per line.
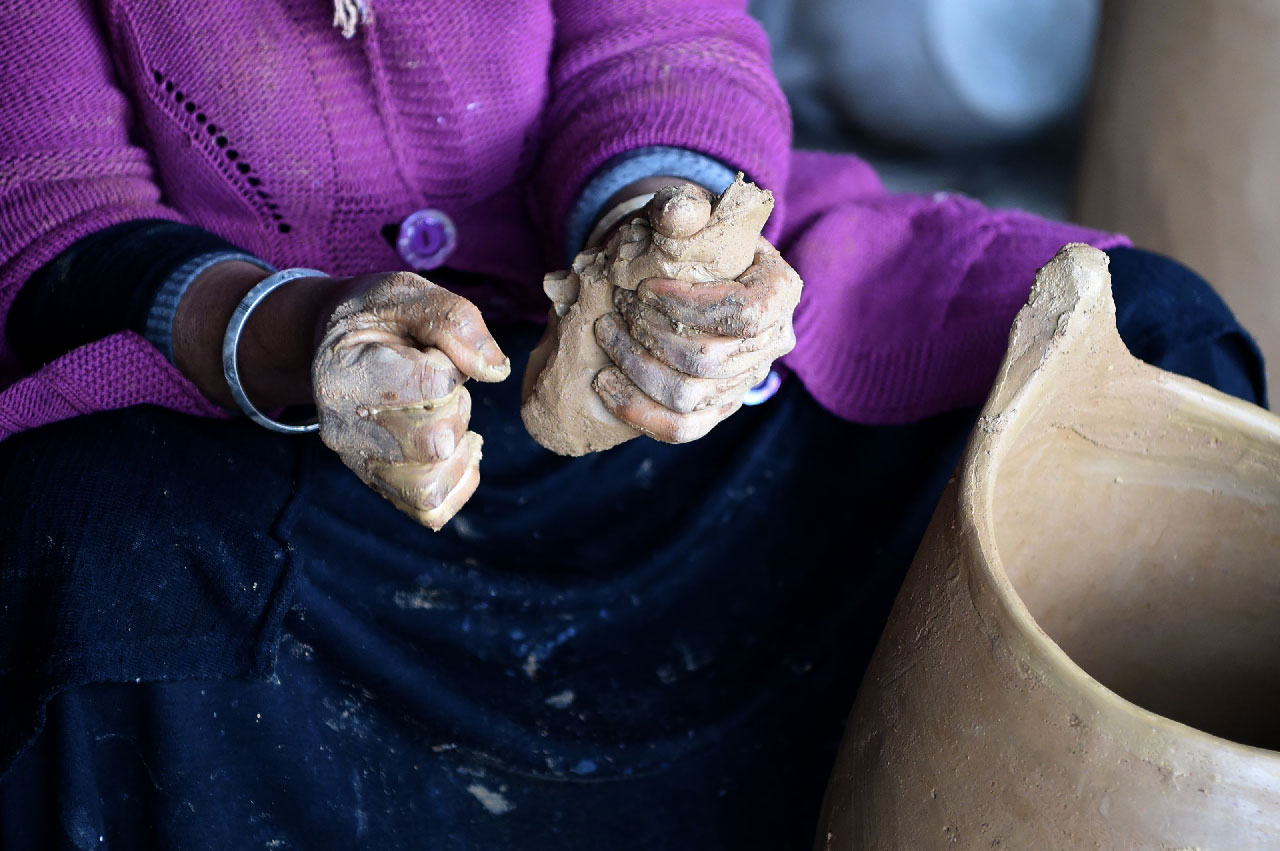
222, 267, 326, 434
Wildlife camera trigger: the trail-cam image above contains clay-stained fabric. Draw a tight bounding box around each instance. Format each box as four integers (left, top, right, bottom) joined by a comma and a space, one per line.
0, 249, 1263, 849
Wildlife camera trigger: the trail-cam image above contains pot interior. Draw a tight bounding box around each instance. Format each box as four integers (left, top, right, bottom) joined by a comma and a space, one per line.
993, 387, 1280, 750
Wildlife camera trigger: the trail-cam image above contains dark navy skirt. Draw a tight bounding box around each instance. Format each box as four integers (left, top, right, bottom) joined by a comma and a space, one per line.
0, 248, 1266, 849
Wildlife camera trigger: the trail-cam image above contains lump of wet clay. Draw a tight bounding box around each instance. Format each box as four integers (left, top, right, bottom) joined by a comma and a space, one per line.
521, 176, 774, 456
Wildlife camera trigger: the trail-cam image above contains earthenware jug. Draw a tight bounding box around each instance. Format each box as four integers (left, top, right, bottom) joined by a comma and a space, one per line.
815, 244, 1280, 849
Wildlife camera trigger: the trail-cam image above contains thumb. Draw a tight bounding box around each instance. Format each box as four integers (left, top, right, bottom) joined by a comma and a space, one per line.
401, 286, 510, 383
646, 184, 713, 240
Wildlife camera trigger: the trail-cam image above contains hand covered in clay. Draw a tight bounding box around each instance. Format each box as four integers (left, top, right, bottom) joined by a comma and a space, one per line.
312, 272, 510, 530
593, 190, 802, 443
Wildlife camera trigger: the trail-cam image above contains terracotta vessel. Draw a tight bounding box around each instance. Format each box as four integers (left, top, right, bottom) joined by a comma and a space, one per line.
1075, 0, 1280, 405
815, 244, 1280, 849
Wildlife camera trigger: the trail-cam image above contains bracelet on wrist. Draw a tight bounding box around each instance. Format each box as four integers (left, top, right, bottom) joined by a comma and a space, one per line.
222, 267, 327, 434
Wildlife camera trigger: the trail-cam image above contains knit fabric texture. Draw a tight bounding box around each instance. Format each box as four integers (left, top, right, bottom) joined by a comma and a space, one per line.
0, 0, 1123, 440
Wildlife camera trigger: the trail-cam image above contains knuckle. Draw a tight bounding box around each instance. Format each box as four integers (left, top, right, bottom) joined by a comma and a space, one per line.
686, 346, 727, 378
676, 349, 708, 376
669, 380, 702, 415
735, 305, 766, 338
420, 417, 460, 459
371, 270, 416, 293
387, 270, 427, 290
371, 272, 430, 309
454, 386, 473, 426
442, 299, 480, 329
785, 267, 803, 296
413, 361, 457, 401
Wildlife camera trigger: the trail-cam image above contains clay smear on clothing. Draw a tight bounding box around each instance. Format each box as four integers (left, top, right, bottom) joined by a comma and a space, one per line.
521, 176, 773, 456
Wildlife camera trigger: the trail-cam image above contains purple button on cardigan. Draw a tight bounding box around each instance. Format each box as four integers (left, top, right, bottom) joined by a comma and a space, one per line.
396, 208, 457, 270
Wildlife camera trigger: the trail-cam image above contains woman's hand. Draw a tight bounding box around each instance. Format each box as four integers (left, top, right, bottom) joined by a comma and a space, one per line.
313, 272, 509, 530
592, 192, 802, 443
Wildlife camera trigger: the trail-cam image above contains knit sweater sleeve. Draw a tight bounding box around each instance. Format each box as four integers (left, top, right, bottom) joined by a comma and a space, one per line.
536, 0, 793, 251
0, 0, 223, 436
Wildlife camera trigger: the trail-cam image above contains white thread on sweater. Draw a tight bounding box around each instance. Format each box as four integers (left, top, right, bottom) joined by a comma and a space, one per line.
333, 0, 369, 39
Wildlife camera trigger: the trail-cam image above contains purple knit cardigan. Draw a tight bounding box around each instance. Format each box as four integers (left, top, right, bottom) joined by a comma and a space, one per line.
0, 0, 1123, 440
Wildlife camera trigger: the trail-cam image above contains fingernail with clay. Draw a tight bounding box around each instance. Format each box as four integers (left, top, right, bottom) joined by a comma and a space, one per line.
594, 312, 622, 346
592, 367, 625, 405
474, 344, 511, 382
478, 336, 510, 369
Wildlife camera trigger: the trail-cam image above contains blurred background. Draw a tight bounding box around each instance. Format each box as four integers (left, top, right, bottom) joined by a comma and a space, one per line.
749, 0, 1279, 403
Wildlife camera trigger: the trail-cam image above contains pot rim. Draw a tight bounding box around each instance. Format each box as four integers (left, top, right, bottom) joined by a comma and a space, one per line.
958, 246, 1280, 765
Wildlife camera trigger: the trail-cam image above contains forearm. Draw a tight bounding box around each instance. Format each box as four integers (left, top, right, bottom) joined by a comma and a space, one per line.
7, 218, 354, 413
170, 261, 351, 411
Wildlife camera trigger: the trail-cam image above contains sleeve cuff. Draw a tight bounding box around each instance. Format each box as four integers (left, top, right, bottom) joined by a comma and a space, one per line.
562, 146, 739, 264
6, 220, 265, 369
144, 251, 273, 363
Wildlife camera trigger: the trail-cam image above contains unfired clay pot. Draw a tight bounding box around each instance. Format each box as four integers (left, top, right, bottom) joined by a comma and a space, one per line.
815, 244, 1280, 849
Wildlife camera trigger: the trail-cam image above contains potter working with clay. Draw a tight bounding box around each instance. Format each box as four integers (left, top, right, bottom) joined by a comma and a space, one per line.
0, 1, 1268, 848
311, 177, 798, 527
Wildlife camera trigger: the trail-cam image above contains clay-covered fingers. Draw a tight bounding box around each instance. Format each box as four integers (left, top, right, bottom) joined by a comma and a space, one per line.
333, 342, 465, 408
315, 342, 470, 459
635, 240, 802, 340
370, 385, 471, 463
370, 431, 483, 531
593, 366, 738, 444
595, 313, 762, 414
354, 272, 510, 384
613, 288, 789, 380
312, 271, 511, 529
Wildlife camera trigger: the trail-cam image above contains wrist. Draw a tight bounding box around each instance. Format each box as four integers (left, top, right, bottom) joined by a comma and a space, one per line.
598, 177, 698, 222
172, 259, 340, 410
563, 147, 739, 263
308, 275, 373, 349
587, 177, 698, 249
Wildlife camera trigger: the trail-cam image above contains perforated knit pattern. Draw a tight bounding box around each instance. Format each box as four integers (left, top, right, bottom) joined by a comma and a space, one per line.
0, 1, 1124, 441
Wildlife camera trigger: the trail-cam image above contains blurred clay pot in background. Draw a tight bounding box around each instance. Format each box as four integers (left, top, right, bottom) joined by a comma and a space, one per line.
815, 245, 1280, 849
791, 0, 1099, 149
1075, 0, 1280, 404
